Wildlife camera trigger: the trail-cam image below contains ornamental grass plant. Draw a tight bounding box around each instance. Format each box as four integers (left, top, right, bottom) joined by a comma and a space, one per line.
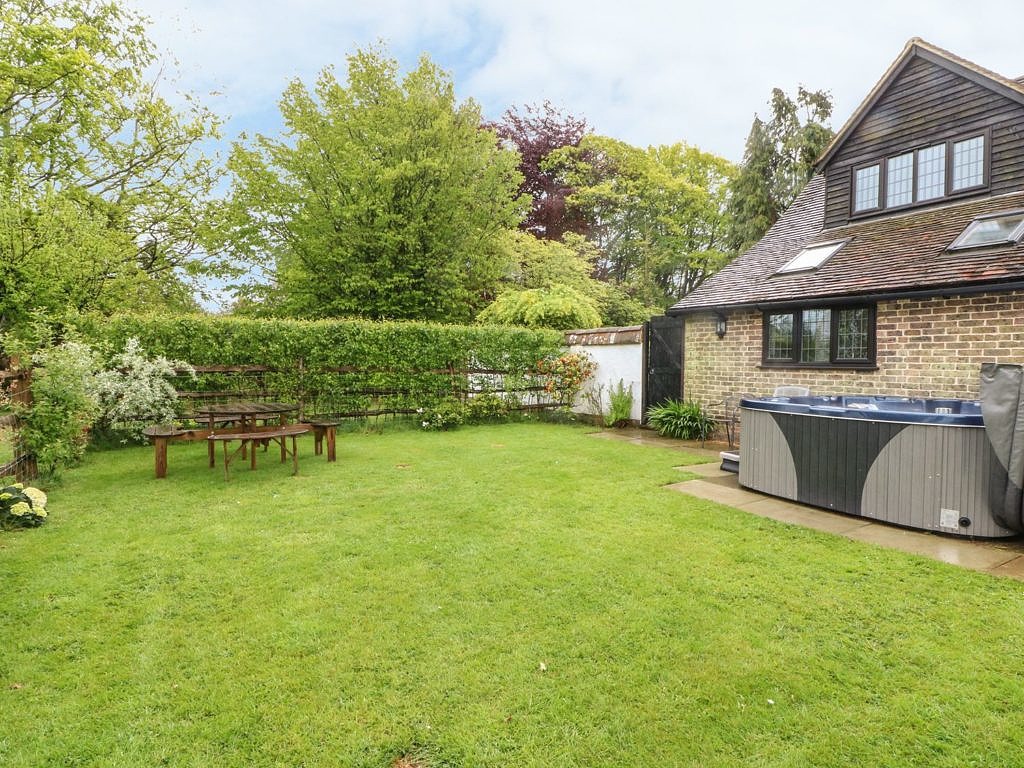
646, 398, 717, 440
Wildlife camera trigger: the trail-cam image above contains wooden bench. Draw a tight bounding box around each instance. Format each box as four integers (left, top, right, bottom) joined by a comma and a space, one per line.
308, 420, 340, 462
142, 425, 192, 479
143, 423, 323, 478
207, 424, 310, 480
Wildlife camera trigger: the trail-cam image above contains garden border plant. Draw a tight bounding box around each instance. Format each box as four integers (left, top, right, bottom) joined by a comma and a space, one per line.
605, 379, 634, 427
646, 399, 717, 441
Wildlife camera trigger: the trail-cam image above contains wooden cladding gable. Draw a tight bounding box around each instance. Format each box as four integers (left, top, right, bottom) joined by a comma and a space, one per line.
824, 55, 1024, 228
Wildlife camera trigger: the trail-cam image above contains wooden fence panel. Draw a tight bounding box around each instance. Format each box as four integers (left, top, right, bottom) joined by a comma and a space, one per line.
0, 365, 36, 482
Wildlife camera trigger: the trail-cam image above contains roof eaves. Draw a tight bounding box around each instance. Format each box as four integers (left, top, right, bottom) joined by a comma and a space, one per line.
813, 38, 1024, 172
667, 277, 1024, 316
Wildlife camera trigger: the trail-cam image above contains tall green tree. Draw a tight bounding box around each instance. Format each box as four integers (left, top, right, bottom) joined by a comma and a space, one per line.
0, 0, 226, 331
227, 48, 525, 323
726, 86, 834, 252
547, 136, 735, 307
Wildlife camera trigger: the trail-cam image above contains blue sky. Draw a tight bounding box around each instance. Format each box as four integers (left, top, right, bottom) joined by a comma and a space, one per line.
133, 0, 1024, 164
126, 0, 1024, 309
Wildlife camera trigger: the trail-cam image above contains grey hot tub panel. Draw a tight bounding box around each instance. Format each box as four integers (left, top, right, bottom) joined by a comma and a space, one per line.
739, 395, 1015, 539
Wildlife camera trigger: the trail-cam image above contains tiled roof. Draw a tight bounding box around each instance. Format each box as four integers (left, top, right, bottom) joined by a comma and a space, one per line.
668, 176, 1024, 313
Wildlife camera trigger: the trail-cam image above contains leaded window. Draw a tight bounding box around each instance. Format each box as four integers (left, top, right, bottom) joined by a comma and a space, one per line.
854, 164, 880, 212
850, 133, 987, 216
766, 313, 794, 360
952, 135, 985, 191
916, 143, 946, 201
836, 307, 870, 360
886, 152, 914, 207
763, 305, 875, 367
800, 309, 831, 363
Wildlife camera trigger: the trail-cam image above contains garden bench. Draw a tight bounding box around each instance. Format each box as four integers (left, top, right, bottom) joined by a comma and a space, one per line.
308, 419, 340, 462
142, 425, 193, 479
143, 421, 326, 479
207, 424, 310, 481
193, 402, 299, 468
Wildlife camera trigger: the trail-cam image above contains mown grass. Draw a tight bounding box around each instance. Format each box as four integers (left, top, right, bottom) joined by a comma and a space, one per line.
2, 422, 1024, 767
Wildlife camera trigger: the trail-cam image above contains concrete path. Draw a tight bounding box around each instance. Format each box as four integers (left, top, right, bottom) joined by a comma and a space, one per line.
592, 428, 1024, 581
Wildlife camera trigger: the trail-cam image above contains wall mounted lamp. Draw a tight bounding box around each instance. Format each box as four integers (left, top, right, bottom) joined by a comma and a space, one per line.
714, 313, 728, 339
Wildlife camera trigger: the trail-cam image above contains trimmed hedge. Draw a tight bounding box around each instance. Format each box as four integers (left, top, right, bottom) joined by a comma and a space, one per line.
77, 314, 562, 371
75, 314, 566, 417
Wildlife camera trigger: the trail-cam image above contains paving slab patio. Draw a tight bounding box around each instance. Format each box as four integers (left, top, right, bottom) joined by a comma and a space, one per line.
592, 427, 1024, 581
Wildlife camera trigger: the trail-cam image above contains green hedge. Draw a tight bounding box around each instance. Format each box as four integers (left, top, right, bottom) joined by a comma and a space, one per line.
77, 315, 561, 370
75, 315, 566, 417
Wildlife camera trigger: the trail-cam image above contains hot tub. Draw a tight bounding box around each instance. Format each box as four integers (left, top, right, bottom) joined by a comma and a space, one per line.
739, 394, 1015, 538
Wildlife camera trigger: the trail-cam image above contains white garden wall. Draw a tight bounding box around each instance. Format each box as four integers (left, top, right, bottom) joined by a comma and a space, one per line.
566, 325, 644, 423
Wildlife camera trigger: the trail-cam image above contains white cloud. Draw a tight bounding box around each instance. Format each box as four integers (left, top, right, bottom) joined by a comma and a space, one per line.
131, 0, 1024, 161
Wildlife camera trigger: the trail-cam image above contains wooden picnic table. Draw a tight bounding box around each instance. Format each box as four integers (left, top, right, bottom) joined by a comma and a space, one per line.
193, 402, 299, 468
142, 402, 339, 478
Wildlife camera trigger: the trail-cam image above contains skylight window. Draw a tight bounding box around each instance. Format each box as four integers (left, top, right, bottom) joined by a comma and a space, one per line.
776, 240, 847, 274
948, 211, 1024, 250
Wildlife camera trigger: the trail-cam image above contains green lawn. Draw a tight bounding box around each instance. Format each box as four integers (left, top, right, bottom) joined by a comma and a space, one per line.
3, 423, 1024, 767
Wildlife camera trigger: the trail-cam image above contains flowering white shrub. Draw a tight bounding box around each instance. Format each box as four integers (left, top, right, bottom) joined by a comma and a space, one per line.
91, 338, 195, 442
0, 483, 48, 529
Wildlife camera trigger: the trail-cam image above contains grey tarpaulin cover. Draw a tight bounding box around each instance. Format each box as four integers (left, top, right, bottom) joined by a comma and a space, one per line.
980, 363, 1024, 533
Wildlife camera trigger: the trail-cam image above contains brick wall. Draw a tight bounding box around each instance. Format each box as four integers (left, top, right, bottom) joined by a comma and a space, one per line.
683, 290, 1024, 412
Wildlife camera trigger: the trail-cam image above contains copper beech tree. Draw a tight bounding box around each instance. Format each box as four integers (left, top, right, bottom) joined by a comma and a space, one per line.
484, 101, 590, 242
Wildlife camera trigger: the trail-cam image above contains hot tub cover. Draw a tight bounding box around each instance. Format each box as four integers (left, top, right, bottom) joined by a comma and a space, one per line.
980, 363, 1024, 533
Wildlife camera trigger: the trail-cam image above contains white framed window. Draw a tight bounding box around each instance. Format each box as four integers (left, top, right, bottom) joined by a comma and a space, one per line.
775, 239, 848, 274
948, 210, 1024, 250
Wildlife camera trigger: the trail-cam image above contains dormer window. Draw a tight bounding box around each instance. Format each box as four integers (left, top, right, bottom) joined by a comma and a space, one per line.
851, 131, 988, 216
948, 210, 1024, 251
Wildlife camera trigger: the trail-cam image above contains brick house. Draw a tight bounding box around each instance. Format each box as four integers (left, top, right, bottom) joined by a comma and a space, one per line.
667, 39, 1024, 410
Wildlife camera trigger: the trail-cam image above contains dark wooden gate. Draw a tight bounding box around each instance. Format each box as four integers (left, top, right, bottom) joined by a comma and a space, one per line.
642, 315, 684, 422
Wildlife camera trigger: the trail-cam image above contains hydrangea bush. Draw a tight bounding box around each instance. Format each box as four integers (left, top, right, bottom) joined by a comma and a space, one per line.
0, 483, 48, 529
